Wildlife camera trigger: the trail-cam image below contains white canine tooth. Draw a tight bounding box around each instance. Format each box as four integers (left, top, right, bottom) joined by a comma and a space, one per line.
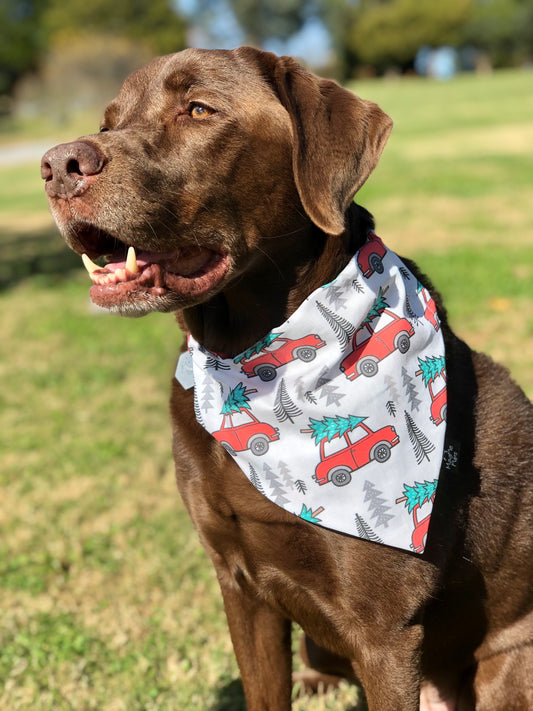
126, 246, 139, 274
82, 253, 101, 275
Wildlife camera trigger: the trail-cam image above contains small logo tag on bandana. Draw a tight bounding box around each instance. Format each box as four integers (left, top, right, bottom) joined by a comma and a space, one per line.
178, 234, 447, 554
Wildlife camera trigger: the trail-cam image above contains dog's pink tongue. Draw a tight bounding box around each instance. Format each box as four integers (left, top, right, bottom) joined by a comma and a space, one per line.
82, 246, 214, 286
143, 246, 214, 277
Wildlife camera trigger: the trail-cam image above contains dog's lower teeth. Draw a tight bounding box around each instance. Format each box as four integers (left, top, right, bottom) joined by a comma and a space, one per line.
82, 248, 140, 285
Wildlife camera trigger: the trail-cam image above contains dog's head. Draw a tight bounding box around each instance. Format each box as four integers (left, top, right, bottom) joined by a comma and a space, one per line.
41, 47, 392, 317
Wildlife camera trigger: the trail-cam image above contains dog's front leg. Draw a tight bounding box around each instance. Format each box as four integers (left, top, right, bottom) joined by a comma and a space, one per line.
355, 625, 423, 711
217, 566, 293, 711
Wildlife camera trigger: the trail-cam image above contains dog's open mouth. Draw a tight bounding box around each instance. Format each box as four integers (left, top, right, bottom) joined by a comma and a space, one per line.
75, 228, 230, 314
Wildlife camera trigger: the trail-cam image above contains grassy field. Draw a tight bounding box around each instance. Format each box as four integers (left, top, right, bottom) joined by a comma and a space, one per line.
0, 68, 532, 711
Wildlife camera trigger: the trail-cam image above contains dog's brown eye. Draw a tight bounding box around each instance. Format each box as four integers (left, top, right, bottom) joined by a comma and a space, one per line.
189, 104, 214, 120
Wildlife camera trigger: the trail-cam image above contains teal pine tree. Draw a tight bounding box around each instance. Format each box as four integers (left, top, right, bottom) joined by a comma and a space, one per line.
234, 333, 279, 364
361, 287, 389, 326
306, 414, 366, 445
417, 356, 446, 386
221, 383, 251, 414
396, 479, 438, 513
300, 504, 324, 523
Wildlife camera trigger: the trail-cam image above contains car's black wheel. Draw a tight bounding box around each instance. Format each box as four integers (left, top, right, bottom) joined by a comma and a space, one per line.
372, 442, 391, 463
369, 253, 384, 274
395, 332, 411, 354
329, 467, 352, 487
295, 347, 316, 362
249, 435, 269, 456
255, 365, 277, 381
357, 358, 378, 377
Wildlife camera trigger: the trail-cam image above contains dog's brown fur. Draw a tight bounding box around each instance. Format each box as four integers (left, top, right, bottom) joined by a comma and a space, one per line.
42, 47, 533, 710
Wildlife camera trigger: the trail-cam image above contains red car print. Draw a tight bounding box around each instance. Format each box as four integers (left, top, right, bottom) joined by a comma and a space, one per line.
239, 334, 326, 382
213, 411, 279, 456
357, 232, 387, 278
428, 375, 447, 426
313, 422, 399, 487
341, 309, 415, 380
419, 285, 441, 331
411, 500, 434, 553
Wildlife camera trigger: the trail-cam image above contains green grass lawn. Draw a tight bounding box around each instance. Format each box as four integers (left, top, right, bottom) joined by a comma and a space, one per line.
0, 68, 532, 711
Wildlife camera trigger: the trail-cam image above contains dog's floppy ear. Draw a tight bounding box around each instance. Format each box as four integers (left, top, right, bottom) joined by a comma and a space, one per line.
239, 48, 393, 235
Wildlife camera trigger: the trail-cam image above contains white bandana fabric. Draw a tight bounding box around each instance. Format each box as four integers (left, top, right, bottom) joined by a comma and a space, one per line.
178, 233, 448, 554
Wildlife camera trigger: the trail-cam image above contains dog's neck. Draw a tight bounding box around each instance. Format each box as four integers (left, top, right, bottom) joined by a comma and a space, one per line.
181, 204, 372, 357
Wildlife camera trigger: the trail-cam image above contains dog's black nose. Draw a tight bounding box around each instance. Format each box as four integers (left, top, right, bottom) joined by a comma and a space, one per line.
41, 141, 105, 199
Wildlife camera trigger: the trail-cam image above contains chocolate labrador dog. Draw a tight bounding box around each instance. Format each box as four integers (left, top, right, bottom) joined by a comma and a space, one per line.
41, 47, 532, 710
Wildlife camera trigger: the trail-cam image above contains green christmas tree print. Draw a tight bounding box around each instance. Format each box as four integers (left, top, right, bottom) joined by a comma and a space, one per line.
360, 287, 389, 327
396, 479, 438, 513
306, 414, 366, 445
221, 383, 251, 414
234, 333, 279, 364
417, 356, 446, 386
300, 504, 325, 523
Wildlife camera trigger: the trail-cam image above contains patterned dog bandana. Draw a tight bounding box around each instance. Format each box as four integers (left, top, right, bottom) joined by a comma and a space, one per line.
176, 233, 448, 554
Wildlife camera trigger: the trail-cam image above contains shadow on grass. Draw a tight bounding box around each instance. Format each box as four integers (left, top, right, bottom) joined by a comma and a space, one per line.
211, 677, 368, 711
0, 225, 81, 290
211, 678, 246, 711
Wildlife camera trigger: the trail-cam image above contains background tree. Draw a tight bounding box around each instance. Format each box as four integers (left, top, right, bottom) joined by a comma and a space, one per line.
0, 0, 44, 97
460, 0, 533, 67
346, 0, 473, 73
196, 0, 317, 47
42, 0, 187, 57
3, 0, 186, 115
